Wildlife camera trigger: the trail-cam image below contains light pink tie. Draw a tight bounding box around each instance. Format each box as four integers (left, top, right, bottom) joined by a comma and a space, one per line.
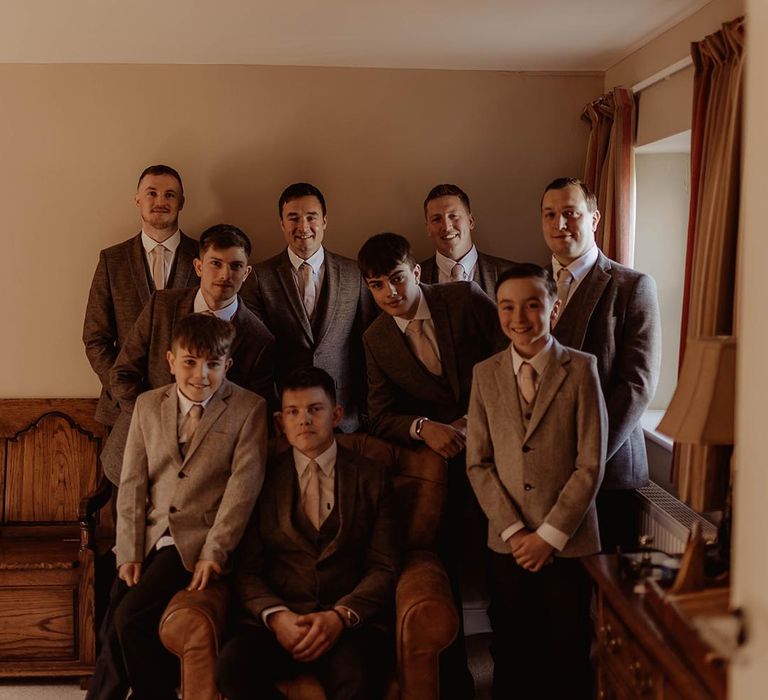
554, 268, 573, 325
150, 244, 167, 291
518, 362, 537, 405
179, 404, 203, 457
300, 262, 317, 318
405, 320, 443, 376
451, 263, 467, 281
304, 460, 322, 529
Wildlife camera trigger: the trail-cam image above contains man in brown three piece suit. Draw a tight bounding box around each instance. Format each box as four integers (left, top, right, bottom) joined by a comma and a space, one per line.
83, 164, 198, 426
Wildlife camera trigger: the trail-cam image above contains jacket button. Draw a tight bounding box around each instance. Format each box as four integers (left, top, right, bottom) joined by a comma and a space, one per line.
524, 483, 533, 491
522, 445, 531, 453
169, 506, 178, 514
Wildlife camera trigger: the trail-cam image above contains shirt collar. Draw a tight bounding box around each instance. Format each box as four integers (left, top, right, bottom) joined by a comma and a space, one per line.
176, 385, 215, 415
551, 243, 598, 285
393, 287, 431, 332
287, 245, 325, 274
435, 245, 478, 278
293, 440, 338, 478
510, 336, 554, 377
141, 229, 181, 254
193, 288, 239, 321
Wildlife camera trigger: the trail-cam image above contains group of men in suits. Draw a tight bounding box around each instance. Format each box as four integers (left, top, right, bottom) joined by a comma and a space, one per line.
82, 165, 660, 699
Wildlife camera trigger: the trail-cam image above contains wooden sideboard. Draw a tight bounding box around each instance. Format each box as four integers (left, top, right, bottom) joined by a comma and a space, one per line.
584, 555, 727, 700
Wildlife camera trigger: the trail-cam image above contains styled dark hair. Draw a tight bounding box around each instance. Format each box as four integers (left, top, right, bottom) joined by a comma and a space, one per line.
357, 233, 418, 279
542, 177, 598, 213
279, 366, 337, 405
137, 164, 184, 196
171, 313, 236, 359
198, 223, 252, 258
495, 262, 557, 300
278, 182, 327, 218
423, 183, 471, 215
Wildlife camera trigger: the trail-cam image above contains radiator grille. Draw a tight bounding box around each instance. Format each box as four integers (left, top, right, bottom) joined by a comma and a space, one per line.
636, 481, 718, 554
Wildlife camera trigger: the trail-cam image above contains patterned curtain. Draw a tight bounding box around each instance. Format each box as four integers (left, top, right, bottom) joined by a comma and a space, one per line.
581, 87, 636, 266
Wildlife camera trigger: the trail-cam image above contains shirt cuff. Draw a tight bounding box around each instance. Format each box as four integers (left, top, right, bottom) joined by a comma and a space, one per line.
409, 419, 422, 441
501, 521, 526, 542
261, 605, 290, 628
536, 523, 569, 551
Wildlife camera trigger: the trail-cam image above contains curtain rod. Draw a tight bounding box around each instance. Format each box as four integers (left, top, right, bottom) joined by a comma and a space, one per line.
631, 56, 693, 93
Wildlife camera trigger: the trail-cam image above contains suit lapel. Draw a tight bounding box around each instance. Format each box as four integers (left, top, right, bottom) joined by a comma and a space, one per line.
497, 351, 526, 442
524, 342, 570, 441
422, 285, 460, 400
182, 380, 230, 464
129, 234, 153, 305
553, 253, 611, 350
276, 251, 314, 343
274, 450, 316, 555
422, 257, 439, 284
168, 232, 197, 288
318, 445, 357, 562
474, 254, 494, 295
160, 386, 184, 468
229, 296, 248, 358
313, 252, 340, 345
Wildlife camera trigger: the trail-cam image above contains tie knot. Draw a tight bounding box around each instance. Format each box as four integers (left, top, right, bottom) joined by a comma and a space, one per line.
152, 243, 166, 255
300, 261, 312, 276
451, 263, 467, 281
406, 319, 424, 335
520, 362, 536, 380
557, 268, 572, 284
188, 404, 203, 420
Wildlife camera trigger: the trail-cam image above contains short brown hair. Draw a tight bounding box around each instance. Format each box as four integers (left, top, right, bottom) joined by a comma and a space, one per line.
357, 233, 417, 279
199, 224, 252, 258
542, 177, 597, 213
171, 313, 236, 359
423, 183, 471, 215
278, 182, 327, 218
495, 262, 557, 301
137, 164, 184, 196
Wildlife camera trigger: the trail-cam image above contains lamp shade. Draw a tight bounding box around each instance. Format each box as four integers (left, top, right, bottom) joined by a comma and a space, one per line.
657, 336, 736, 445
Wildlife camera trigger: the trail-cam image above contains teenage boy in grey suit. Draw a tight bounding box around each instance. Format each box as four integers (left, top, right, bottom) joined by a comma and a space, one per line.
358, 233, 502, 699
241, 183, 374, 432
102, 224, 275, 485
83, 164, 198, 426
541, 177, 661, 551
419, 184, 513, 298
467, 263, 606, 699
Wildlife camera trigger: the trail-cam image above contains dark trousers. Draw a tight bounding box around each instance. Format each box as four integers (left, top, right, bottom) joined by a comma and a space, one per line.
488, 552, 593, 700
86, 546, 190, 700
216, 623, 392, 700
597, 488, 640, 552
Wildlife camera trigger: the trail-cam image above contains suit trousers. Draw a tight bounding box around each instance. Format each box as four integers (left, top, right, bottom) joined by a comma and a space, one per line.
86, 546, 190, 700
487, 552, 594, 700
597, 488, 641, 552
215, 622, 392, 700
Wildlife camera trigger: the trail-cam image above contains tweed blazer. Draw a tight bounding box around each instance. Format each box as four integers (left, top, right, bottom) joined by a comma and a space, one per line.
364, 282, 504, 446
241, 248, 375, 432
102, 288, 275, 484
551, 251, 661, 490
466, 340, 607, 557
419, 251, 514, 299
116, 380, 267, 572
234, 444, 398, 629
83, 232, 198, 425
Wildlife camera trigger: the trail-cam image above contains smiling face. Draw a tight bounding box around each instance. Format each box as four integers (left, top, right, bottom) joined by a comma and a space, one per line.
496, 276, 560, 358
193, 245, 252, 310
280, 386, 342, 459
541, 185, 600, 264
425, 195, 475, 261
365, 263, 422, 319
166, 345, 231, 402
135, 173, 184, 239
280, 195, 327, 259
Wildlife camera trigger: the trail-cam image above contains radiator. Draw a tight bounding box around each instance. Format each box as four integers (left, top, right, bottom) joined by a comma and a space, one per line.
636, 481, 719, 554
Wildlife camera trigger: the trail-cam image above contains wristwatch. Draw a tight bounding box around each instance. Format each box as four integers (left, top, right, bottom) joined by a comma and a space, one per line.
415, 416, 429, 438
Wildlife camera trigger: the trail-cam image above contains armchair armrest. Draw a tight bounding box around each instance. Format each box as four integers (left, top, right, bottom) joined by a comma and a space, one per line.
395, 550, 459, 700
160, 580, 230, 700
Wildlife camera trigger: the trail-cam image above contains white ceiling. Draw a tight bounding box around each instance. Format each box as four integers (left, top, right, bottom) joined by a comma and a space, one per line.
0, 0, 711, 71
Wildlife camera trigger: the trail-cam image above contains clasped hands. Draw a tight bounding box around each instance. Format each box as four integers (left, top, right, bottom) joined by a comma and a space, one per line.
508, 529, 554, 572
269, 609, 345, 662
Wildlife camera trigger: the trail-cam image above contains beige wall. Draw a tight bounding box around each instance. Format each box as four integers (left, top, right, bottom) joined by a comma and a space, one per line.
636, 67, 694, 146
0, 63, 601, 398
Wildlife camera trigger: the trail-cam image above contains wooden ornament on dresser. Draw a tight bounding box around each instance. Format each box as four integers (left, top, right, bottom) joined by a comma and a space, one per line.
0, 399, 111, 682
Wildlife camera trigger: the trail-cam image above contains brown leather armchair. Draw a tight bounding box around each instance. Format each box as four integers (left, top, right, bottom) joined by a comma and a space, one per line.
159, 433, 459, 700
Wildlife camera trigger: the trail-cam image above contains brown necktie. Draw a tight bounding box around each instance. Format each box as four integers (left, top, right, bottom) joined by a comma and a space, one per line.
518, 362, 537, 405
179, 404, 203, 457
300, 262, 317, 318
150, 243, 167, 291
554, 268, 573, 325
303, 460, 322, 529
405, 319, 443, 376
451, 262, 467, 281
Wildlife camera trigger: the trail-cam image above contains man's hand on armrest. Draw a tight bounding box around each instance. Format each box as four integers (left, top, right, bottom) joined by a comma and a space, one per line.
420, 420, 465, 459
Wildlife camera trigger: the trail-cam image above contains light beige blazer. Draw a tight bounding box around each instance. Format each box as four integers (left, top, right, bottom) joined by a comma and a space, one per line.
116, 379, 267, 572
466, 339, 607, 557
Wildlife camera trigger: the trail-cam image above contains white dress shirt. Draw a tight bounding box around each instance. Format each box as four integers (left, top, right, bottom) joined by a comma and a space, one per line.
193, 288, 239, 321
435, 245, 479, 283
141, 229, 181, 287
551, 243, 599, 309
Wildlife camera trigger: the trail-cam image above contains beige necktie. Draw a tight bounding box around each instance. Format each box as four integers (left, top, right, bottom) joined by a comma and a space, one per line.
303, 460, 322, 529
150, 244, 167, 291
179, 404, 203, 457
555, 268, 573, 318
451, 262, 467, 281
405, 319, 443, 376
518, 362, 537, 405
300, 262, 317, 318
